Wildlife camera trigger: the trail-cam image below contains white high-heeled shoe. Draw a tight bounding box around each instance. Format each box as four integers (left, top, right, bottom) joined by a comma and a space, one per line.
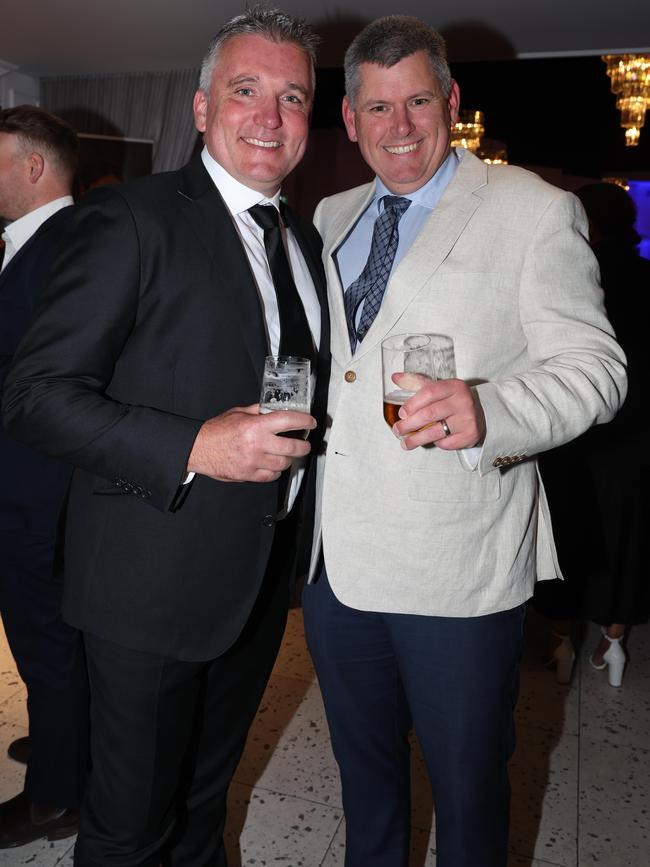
590, 627, 626, 687
545, 632, 575, 684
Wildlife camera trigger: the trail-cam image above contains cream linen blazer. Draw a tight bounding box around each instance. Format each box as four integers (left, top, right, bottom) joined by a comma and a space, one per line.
308, 149, 627, 618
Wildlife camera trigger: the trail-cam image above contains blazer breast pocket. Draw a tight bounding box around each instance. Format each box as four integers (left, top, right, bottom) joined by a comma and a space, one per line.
408, 468, 501, 503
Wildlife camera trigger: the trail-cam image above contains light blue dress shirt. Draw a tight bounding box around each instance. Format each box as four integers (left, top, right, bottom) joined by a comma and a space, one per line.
335, 150, 459, 300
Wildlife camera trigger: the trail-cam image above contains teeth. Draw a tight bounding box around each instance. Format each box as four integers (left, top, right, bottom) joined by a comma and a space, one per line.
385, 142, 419, 154
244, 137, 281, 148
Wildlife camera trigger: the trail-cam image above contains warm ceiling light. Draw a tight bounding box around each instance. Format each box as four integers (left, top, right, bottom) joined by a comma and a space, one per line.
451, 110, 484, 152
478, 138, 509, 165
602, 54, 650, 146
602, 176, 630, 191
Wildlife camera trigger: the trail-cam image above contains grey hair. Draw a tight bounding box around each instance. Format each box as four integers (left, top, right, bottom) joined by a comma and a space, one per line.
344, 16, 452, 109
198, 5, 319, 94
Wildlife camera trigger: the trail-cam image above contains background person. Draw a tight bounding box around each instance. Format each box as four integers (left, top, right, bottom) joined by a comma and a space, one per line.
0, 105, 88, 849
534, 181, 650, 687
2, 7, 329, 865
301, 16, 626, 867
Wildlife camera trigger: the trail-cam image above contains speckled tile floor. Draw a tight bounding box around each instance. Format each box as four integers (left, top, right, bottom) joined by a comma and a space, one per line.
0, 607, 648, 865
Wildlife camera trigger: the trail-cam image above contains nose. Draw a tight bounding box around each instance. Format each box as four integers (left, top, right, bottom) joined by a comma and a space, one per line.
255, 96, 282, 129
391, 104, 415, 138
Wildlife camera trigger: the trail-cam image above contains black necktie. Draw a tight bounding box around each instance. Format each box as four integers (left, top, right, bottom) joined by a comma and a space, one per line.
249, 203, 314, 514
248, 203, 314, 365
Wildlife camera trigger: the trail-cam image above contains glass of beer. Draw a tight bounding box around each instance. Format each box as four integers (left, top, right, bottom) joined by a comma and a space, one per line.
259, 355, 311, 438
427, 332, 456, 379
381, 333, 455, 428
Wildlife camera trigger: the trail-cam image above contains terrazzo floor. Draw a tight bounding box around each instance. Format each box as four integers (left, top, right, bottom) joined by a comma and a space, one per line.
0, 606, 648, 866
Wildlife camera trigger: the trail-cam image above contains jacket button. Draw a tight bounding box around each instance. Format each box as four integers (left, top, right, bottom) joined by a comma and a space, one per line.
262, 514, 275, 527
344, 370, 356, 383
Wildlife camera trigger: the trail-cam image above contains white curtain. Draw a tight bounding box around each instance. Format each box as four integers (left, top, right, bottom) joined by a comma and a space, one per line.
40, 69, 200, 172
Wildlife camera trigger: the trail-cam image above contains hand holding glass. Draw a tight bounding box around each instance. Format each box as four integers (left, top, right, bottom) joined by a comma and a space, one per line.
259, 355, 312, 439
381, 333, 456, 429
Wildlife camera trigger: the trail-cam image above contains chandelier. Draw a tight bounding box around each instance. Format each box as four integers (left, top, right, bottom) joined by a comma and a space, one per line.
602, 54, 650, 146
478, 138, 508, 165
451, 110, 484, 152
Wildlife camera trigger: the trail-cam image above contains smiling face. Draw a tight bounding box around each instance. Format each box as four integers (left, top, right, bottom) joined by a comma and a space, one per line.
193, 33, 313, 196
343, 51, 460, 195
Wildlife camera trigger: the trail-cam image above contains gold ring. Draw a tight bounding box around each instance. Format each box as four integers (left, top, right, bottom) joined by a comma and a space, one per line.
440, 419, 451, 437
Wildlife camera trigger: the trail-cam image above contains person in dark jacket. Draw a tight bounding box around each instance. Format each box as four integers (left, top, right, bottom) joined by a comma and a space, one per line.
2, 7, 330, 864
0, 104, 88, 847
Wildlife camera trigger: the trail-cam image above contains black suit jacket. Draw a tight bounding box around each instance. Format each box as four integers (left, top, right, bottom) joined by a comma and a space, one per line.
2, 157, 330, 660
0, 206, 74, 532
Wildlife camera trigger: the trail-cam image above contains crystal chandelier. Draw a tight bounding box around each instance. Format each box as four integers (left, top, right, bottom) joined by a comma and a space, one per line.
451, 110, 484, 152
602, 54, 650, 146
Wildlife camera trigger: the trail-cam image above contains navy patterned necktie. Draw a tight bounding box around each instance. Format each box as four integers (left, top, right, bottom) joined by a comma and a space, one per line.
248, 203, 315, 365
344, 195, 411, 351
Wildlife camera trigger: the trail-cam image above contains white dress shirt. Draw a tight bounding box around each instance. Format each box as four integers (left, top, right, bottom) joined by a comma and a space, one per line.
199, 148, 321, 513
1, 196, 74, 272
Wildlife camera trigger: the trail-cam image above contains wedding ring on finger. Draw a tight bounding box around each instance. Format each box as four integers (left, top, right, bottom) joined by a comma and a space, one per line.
440, 418, 451, 437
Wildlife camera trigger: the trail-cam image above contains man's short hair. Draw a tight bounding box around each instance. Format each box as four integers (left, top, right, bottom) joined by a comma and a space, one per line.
0, 105, 79, 185
344, 16, 452, 108
198, 4, 319, 95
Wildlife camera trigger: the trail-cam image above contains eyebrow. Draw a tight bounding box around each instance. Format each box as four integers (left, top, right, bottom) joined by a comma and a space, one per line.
227, 74, 310, 98
361, 89, 438, 108
287, 81, 311, 98
227, 75, 259, 87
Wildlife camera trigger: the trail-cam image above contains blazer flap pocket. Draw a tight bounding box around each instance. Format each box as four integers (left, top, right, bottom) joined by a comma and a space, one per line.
408, 468, 500, 503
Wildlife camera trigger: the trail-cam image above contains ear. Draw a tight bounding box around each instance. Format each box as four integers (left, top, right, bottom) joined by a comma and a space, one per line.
27, 152, 45, 185
193, 89, 208, 133
448, 80, 460, 126
342, 95, 358, 143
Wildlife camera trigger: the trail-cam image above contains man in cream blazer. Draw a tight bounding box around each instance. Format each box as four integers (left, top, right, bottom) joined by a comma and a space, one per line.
302, 15, 627, 867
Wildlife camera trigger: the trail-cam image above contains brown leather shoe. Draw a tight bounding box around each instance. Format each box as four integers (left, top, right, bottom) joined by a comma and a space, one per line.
6, 736, 31, 765
0, 791, 78, 848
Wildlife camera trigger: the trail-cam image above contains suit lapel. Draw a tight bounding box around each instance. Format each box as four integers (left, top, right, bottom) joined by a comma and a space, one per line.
176, 157, 268, 377
283, 205, 331, 435
321, 184, 376, 367
283, 206, 328, 334
352, 151, 488, 364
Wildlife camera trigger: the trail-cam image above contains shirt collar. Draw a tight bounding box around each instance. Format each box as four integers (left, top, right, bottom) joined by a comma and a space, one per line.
200, 146, 281, 216
3, 196, 74, 254
373, 148, 459, 213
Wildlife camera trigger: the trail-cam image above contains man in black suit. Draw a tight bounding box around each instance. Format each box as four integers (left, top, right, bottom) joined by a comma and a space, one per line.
0, 105, 88, 847
2, 7, 329, 866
